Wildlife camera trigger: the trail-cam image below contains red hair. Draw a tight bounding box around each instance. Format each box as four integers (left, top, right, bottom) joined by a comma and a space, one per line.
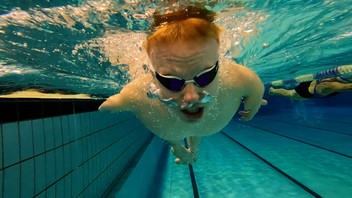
144, 5, 221, 55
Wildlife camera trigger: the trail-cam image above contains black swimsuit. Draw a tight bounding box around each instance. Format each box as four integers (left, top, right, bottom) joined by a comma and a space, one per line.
294, 80, 339, 98
294, 81, 313, 98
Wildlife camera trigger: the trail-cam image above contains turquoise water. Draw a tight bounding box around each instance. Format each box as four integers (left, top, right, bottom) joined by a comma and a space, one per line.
0, 0, 351, 96
1, 1, 352, 197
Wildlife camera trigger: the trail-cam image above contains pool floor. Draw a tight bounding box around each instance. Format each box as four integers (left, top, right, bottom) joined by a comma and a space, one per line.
113, 112, 352, 198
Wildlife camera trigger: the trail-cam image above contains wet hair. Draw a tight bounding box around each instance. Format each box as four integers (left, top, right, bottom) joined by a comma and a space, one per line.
144, 5, 221, 55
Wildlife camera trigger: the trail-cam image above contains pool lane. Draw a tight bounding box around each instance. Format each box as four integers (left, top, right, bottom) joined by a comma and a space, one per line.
192, 133, 312, 198
222, 119, 352, 198
115, 137, 195, 198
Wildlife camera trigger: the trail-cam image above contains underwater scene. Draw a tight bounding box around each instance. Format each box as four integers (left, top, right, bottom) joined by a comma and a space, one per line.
1, 0, 351, 97
0, 0, 352, 198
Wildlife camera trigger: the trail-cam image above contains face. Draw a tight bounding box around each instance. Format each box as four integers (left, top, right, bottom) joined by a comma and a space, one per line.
149, 37, 220, 122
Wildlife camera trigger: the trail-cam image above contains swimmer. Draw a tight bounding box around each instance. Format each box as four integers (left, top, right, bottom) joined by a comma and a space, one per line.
269, 76, 352, 101
99, 5, 266, 164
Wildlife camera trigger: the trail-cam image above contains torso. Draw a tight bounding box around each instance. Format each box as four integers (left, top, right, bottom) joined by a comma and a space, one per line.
126, 60, 246, 141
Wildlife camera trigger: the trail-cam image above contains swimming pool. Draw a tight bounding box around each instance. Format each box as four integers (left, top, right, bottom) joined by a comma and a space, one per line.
1, 1, 351, 197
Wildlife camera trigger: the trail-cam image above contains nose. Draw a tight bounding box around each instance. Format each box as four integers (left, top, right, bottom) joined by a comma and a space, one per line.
182, 83, 200, 104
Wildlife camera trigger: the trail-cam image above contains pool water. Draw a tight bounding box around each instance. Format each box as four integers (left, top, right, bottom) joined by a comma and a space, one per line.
114, 91, 352, 197
0, 0, 351, 197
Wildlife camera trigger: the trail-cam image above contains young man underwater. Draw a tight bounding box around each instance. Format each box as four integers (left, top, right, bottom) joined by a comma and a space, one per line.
99, 5, 266, 164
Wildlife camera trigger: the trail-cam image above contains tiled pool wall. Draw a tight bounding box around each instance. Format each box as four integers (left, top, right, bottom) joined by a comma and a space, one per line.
0, 99, 153, 198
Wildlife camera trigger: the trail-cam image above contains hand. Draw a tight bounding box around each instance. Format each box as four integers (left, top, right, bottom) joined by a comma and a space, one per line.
239, 110, 252, 121
171, 144, 198, 165
240, 99, 267, 121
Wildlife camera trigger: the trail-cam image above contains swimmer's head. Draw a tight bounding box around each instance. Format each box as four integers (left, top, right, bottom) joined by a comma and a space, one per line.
147, 81, 218, 122
143, 5, 221, 58
144, 5, 221, 121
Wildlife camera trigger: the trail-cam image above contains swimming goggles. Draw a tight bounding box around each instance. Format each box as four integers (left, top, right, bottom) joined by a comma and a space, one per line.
155, 61, 219, 91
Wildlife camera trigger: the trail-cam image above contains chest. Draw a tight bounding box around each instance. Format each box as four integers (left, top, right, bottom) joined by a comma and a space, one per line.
135, 90, 242, 140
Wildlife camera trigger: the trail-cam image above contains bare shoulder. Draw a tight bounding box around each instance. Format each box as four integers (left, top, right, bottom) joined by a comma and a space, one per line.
124, 73, 153, 93
220, 59, 261, 86
99, 73, 152, 112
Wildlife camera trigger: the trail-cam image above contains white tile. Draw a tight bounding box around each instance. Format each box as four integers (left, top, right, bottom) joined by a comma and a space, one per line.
44, 118, 55, 151
19, 120, 33, 160
32, 119, 45, 155
21, 159, 35, 197
3, 164, 20, 198
2, 122, 20, 167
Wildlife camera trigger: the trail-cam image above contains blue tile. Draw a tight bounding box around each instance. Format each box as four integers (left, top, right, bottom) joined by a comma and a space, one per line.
53, 117, 63, 147
63, 144, 72, 175
91, 134, 97, 157
43, 118, 55, 151
0, 125, 3, 169
46, 150, 56, 186
0, 170, 3, 198
55, 147, 64, 180
64, 174, 72, 197
21, 159, 35, 197
72, 140, 82, 167
34, 155, 46, 194
32, 119, 45, 155
80, 114, 87, 137
19, 120, 33, 160
35, 191, 46, 198
88, 160, 93, 184
3, 164, 20, 198
2, 122, 20, 167
68, 115, 77, 141
61, 115, 70, 144
46, 185, 56, 198
81, 138, 87, 162
55, 178, 65, 198
83, 163, 88, 189
89, 112, 97, 132
71, 169, 83, 197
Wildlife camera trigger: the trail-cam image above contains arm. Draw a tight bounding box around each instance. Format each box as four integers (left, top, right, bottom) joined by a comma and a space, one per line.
238, 68, 265, 121
99, 93, 129, 112
99, 74, 152, 112
167, 136, 201, 164
99, 80, 140, 112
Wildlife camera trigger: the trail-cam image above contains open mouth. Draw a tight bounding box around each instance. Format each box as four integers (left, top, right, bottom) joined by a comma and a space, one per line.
181, 107, 204, 121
